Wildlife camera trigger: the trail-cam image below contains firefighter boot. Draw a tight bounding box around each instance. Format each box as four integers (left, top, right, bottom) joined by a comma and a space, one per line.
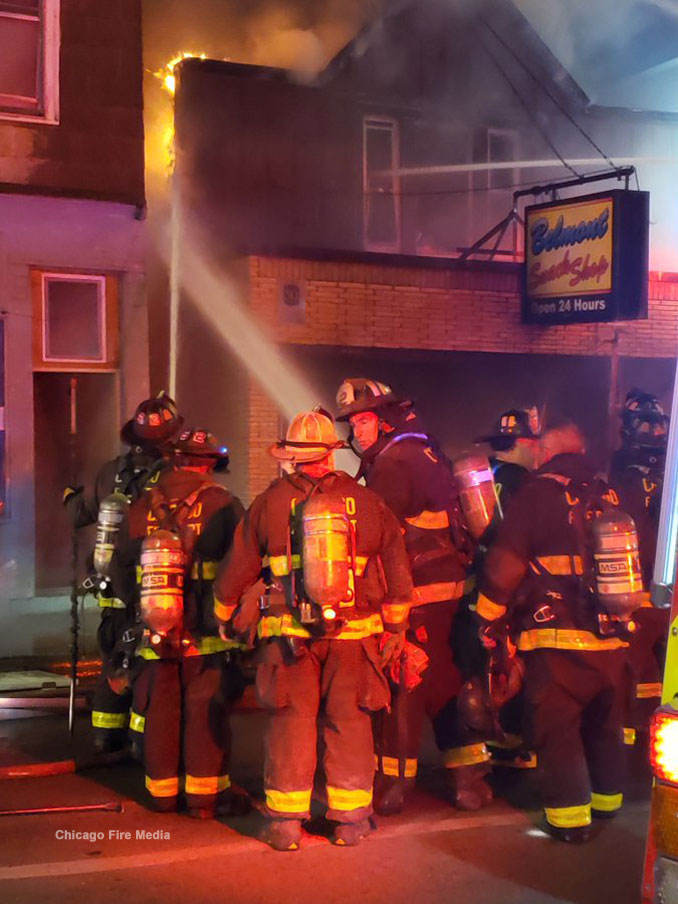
332, 818, 371, 847
264, 819, 302, 852
373, 774, 405, 816
541, 819, 591, 844
449, 764, 493, 811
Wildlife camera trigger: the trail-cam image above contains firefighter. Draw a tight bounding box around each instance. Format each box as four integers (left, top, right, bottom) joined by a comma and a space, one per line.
113, 427, 245, 818
477, 423, 631, 843
62, 392, 183, 753
335, 378, 491, 815
213, 410, 413, 851
475, 407, 540, 526
471, 406, 541, 768
609, 389, 670, 744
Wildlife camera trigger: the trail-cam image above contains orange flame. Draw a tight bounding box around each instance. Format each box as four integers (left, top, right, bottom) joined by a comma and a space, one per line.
154, 51, 207, 97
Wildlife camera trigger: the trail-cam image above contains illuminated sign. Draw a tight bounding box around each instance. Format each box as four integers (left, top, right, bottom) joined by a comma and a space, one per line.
522, 190, 649, 325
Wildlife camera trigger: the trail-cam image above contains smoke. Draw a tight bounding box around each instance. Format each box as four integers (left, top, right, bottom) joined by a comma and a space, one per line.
513, 0, 678, 94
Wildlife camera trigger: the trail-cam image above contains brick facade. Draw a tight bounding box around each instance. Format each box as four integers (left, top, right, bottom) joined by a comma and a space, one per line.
245, 254, 678, 500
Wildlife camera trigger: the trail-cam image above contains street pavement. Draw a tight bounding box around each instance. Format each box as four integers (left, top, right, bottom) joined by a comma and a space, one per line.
0, 706, 652, 904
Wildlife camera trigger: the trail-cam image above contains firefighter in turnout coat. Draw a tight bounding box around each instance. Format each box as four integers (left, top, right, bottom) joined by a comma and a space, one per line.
336, 378, 492, 815
113, 428, 244, 818
63, 392, 183, 753
477, 424, 632, 843
213, 411, 413, 851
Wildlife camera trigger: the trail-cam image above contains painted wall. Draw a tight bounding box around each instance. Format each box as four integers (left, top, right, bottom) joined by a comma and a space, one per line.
0, 194, 147, 657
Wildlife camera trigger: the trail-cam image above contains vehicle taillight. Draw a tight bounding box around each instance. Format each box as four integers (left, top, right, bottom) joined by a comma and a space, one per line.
650, 708, 678, 785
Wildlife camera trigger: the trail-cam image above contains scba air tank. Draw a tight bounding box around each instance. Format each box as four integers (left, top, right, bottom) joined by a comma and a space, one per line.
93, 491, 130, 576
593, 509, 643, 618
139, 530, 187, 636
301, 495, 353, 621
452, 452, 498, 540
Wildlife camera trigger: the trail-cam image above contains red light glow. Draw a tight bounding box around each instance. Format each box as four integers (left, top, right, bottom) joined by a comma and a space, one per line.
651, 710, 678, 785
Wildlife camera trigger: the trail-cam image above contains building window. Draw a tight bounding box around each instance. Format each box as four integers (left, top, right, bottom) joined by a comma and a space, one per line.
32, 271, 119, 371
363, 117, 401, 252
0, 0, 59, 123
473, 127, 519, 192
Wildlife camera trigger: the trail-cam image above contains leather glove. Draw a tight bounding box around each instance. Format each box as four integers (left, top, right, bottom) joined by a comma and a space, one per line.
380, 630, 407, 669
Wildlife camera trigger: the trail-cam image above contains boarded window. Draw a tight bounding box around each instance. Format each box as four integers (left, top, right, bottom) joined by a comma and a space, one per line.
32, 271, 119, 370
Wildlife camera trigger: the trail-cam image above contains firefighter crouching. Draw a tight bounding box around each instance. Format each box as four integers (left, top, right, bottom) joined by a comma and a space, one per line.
63, 392, 183, 754
212, 411, 413, 851
609, 389, 670, 744
477, 423, 640, 842
336, 378, 491, 815
112, 427, 245, 818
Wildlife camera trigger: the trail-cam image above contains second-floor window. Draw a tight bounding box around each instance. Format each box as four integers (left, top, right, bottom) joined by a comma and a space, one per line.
0, 0, 59, 122
363, 117, 401, 252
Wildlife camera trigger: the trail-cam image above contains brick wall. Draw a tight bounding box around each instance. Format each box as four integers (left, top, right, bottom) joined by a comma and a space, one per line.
0, 0, 144, 205
245, 254, 678, 499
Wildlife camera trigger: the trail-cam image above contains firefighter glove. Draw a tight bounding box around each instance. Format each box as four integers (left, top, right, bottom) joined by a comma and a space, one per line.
380, 630, 407, 669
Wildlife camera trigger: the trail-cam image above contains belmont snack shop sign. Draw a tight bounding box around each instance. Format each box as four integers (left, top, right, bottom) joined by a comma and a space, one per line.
522, 189, 649, 325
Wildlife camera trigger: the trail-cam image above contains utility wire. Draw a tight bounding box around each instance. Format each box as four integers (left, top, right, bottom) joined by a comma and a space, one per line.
471, 20, 583, 180
481, 17, 618, 172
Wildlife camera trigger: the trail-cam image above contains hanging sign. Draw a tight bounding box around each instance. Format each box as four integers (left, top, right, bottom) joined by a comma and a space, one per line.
522, 189, 649, 325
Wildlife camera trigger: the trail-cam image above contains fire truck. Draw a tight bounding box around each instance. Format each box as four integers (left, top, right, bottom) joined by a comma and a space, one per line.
641, 367, 678, 903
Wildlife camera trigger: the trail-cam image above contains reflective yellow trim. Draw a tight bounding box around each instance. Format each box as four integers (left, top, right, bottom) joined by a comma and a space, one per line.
518, 628, 628, 652
129, 711, 145, 734
91, 711, 128, 730
637, 682, 663, 699
545, 803, 591, 828
663, 614, 678, 705
476, 593, 507, 622
534, 555, 583, 576
405, 509, 450, 530
258, 612, 383, 641
591, 792, 623, 813
624, 727, 637, 746
443, 743, 490, 768
268, 554, 368, 577
136, 565, 142, 584
326, 786, 372, 811
214, 597, 236, 621
412, 581, 466, 606
98, 596, 126, 609
269, 555, 301, 576
379, 756, 417, 778
191, 560, 219, 580
381, 602, 410, 624
145, 775, 179, 798
140, 635, 242, 659
265, 788, 312, 814
185, 774, 231, 795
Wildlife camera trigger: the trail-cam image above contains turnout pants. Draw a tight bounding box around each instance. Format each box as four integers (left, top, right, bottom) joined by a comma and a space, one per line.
257, 636, 389, 824
375, 600, 489, 787
524, 648, 627, 829
91, 608, 133, 747
134, 653, 232, 811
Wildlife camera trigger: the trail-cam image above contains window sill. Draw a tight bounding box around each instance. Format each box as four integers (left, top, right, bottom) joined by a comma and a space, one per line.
0, 110, 59, 126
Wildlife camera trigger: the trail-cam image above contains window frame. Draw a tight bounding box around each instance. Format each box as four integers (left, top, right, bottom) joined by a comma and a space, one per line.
362, 115, 402, 253
0, 0, 60, 125
31, 270, 119, 372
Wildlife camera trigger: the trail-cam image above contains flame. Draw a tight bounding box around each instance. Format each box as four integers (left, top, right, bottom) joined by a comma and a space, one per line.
154, 51, 207, 97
